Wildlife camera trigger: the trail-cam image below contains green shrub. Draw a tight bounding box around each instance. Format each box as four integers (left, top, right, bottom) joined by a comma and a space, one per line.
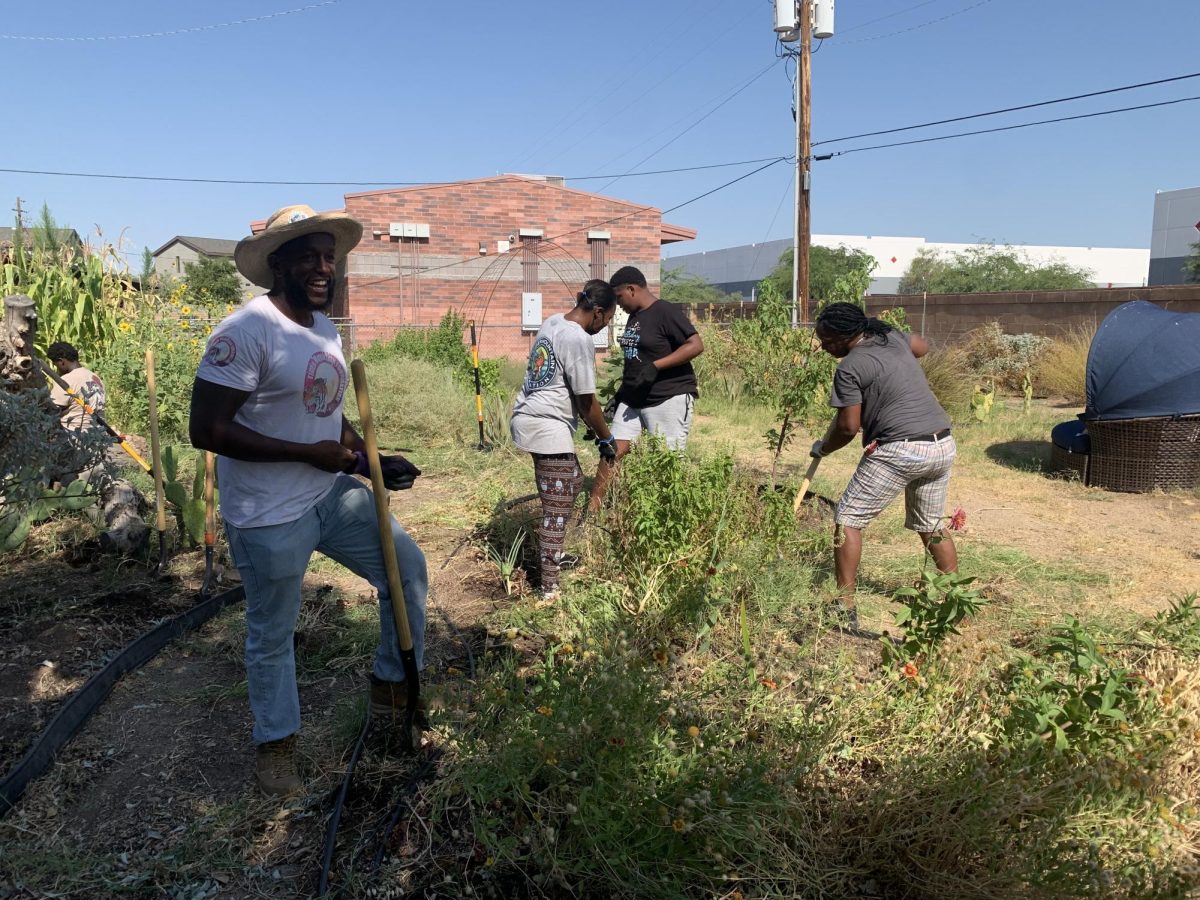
961, 322, 1050, 392
361, 310, 500, 394
1034, 326, 1093, 405
920, 345, 973, 423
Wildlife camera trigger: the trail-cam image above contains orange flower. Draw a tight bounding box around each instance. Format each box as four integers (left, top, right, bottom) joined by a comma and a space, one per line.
901, 662, 919, 680
948, 507, 967, 531
759, 677, 778, 690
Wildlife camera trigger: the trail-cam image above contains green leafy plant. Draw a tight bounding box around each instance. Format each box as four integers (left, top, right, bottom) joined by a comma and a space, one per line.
1000, 617, 1145, 753
0, 481, 96, 552
361, 310, 500, 394
883, 569, 985, 666
971, 381, 996, 423
1143, 594, 1200, 657
161, 446, 216, 548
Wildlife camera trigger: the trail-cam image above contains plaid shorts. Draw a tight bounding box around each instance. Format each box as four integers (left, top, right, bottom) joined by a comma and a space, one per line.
835, 435, 956, 532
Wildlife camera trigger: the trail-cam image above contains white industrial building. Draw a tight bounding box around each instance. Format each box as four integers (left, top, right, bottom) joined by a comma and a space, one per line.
663, 234, 1150, 299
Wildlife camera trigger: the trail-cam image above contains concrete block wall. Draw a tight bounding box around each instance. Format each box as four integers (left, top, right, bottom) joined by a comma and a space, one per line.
865, 284, 1200, 343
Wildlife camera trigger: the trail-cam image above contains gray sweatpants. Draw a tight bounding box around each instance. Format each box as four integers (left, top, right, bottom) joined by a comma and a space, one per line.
609, 394, 695, 451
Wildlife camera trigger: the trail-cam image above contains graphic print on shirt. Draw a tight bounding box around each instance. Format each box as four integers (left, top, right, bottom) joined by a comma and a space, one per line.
204, 335, 237, 368
524, 336, 557, 391
302, 351, 346, 417
617, 320, 642, 360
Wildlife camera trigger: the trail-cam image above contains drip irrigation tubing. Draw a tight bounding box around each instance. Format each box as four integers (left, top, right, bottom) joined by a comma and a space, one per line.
0, 584, 245, 817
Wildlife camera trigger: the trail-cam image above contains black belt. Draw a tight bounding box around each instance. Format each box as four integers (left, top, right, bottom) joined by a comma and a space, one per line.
883, 428, 951, 444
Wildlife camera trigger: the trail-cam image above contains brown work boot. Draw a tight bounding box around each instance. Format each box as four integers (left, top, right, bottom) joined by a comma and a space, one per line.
255, 734, 302, 797
369, 673, 429, 727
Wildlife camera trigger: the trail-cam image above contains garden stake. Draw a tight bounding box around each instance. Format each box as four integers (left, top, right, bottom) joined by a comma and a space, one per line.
199, 451, 216, 599
350, 359, 422, 751
468, 319, 486, 450
145, 350, 169, 576
792, 455, 822, 517
37, 360, 152, 474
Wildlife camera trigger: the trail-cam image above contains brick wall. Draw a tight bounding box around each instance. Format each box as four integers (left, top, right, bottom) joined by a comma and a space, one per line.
864, 285, 1200, 344
342, 177, 669, 360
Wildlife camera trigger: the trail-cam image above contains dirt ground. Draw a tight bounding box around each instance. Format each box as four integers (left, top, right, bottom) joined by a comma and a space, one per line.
0, 485, 499, 899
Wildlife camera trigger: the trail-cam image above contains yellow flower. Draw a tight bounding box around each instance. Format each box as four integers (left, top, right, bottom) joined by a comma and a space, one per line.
181, 305, 191, 315
226, 303, 234, 313
536, 706, 553, 716
205, 326, 213, 335
687, 725, 700, 738
166, 343, 173, 351
672, 818, 686, 833
118, 321, 132, 332
180, 320, 189, 329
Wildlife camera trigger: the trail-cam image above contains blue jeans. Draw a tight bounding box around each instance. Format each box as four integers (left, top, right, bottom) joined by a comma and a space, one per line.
225, 475, 427, 744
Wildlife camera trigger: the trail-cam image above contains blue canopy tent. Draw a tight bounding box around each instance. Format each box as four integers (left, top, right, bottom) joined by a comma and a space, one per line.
1085, 300, 1200, 421
1077, 301, 1200, 491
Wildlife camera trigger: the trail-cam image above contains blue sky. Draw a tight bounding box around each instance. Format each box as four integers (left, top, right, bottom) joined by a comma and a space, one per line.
2, 0, 1197, 264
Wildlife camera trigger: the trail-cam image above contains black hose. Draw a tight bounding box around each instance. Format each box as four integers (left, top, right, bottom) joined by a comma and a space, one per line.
0, 585, 245, 817
316, 713, 372, 898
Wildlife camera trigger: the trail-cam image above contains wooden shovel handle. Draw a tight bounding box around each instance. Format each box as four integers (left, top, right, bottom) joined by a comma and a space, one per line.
792, 455, 821, 515
145, 350, 167, 533
350, 359, 413, 652
203, 451, 216, 546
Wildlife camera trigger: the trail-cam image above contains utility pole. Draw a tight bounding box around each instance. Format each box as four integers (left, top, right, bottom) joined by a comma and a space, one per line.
13, 196, 25, 230
792, 1, 812, 328
777, 0, 832, 328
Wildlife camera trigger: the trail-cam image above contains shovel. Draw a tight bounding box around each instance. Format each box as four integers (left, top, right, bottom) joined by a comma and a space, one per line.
350, 359, 422, 750
792, 455, 822, 516
145, 350, 169, 576
38, 360, 152, 474
199, 451, 216, 599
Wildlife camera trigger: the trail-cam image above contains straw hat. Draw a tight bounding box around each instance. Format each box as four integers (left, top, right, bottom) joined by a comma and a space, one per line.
234, 204, 363, 288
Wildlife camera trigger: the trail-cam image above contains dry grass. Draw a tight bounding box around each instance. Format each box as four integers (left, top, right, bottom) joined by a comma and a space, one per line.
1035, 326, 1095, 405
921, 345, 974, 422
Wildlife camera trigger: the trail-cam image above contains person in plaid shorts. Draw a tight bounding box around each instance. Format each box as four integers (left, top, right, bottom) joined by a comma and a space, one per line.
809, 303, 958, 627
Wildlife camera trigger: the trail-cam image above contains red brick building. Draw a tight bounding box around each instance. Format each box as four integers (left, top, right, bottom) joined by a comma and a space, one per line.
255, 175, 695, 359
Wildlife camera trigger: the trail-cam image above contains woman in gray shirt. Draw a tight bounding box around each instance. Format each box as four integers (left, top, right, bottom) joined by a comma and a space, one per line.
510, 280, 618, 596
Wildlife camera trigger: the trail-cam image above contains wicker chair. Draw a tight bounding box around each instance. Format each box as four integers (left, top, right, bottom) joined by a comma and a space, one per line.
1084, 415, 1200, 493
1049, 443, 1089, 481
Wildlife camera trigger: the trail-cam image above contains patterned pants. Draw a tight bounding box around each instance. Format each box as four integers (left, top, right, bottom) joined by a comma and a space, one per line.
532, 453, 582, 591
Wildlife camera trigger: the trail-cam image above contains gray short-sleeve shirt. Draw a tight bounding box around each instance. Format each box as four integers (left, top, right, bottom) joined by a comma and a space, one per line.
829, 330, 950, 444
510, 314, 597, 455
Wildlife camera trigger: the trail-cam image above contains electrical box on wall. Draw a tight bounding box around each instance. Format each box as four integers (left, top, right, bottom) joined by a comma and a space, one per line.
497, 239, 511, 254
388, 222, 430, 238
521, 292, 543, 331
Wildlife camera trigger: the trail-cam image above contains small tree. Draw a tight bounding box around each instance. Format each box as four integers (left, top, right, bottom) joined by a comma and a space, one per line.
761, 245, 877, 307
1185, 240, 1200, 283
897, 244, 1095, 294
139, 247, 157, 293
660, 266, 739, 306
184, 257, 243, 307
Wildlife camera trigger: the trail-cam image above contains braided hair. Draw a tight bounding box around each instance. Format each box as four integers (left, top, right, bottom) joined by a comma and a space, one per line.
576, 278, 616, 312
815, 302, 892, 342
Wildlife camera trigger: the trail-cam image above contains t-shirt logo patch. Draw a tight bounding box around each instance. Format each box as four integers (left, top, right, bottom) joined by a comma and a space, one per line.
303, 351, 346, 417
618, 321, 641, 360
525, 337, 556, 391
205, 335, 237, 368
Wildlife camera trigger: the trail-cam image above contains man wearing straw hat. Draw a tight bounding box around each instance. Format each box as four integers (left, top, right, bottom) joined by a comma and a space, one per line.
190, 205, 427, 797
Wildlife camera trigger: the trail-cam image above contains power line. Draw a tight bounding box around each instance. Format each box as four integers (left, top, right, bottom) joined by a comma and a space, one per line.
815, 95, 1200, 159
352, 157, 791, 291
836, 0, 943, 35
0, 156, 786, 188
0, 1, 343, 41
814, 71, 1200, 147
833, 0, 995, 46
593, 59, 783, 194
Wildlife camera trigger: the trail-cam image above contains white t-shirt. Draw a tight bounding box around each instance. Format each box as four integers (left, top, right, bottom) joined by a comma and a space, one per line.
196, 295, 347, 528
510, 314, 597, 455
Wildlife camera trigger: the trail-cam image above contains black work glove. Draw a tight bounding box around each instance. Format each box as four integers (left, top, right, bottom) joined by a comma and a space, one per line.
380, 454, 421, 491
351, 451, 422, 491
596, 435, 618, 463
625, 357, 658, 393
603, 395, 620, 421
